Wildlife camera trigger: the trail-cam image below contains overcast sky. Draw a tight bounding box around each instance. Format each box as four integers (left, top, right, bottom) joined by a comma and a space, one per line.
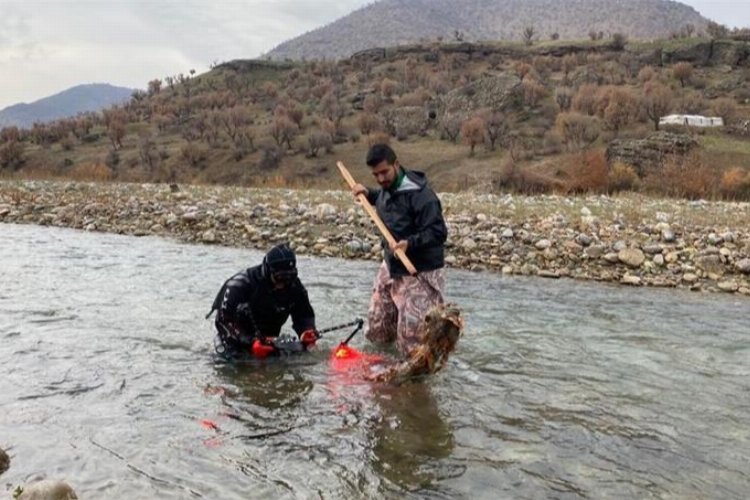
1, 0, 748, 109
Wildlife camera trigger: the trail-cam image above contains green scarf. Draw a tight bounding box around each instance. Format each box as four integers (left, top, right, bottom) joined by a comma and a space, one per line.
389, 168, 406, 192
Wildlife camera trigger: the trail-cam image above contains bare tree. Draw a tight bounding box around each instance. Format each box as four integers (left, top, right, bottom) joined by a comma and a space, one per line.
642, 81, 673, 131
481, 110, 509, 151
440, 114, 462, 143
522, 26, 536, 46
461, 116, 486, 156
672, 62, 693, 88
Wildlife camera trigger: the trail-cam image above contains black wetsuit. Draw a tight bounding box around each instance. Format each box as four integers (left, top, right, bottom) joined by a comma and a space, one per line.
209, 264, 315, 358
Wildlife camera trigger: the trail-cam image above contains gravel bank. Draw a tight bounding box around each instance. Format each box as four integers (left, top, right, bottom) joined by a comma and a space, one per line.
2, 180, 749, 296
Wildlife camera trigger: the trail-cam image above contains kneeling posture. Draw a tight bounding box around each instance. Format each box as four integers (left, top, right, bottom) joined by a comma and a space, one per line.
207, 244, 317, 359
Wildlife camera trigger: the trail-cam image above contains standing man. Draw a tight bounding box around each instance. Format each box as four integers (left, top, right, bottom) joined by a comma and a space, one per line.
351, 143, 448, 356
207, 243, 317, 359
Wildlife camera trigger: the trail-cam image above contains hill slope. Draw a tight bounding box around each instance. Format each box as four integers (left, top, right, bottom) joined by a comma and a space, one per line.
267, 0, 710, 60
0, 84, 135, 129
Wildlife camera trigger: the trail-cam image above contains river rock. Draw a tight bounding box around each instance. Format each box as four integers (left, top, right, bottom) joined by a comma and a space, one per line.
620, 275, 642, 286
735, 259, 750, 274
696, 255, 722, 274
718, 281, 739, 292
642, 243, 663, 255
462, 238, 478, 250
707, 233, 724, 246
575, 233, 593, 247
653, 254, 665, 266
584, 245, 606, 259
682, 273, 699, 284
618, 248, 645, 268
0, 447, 8, 475
603, 252, 620, 264
345, 239, 364, 254
201, 230, 217, 243
314, 203, 338, 219
16, 479, 77, 500
665, 251, 680, 263
535, 239, 551, 250
661, 229, 676, 242
501, 228, 514, 238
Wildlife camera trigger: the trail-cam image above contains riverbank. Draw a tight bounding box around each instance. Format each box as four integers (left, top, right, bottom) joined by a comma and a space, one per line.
1, 179, 749, 296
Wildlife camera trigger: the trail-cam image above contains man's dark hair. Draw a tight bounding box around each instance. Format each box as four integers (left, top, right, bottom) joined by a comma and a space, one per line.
366, 143, 397, 167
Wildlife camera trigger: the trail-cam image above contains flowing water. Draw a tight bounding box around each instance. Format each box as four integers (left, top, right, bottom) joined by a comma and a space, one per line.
1, 223, 748, 499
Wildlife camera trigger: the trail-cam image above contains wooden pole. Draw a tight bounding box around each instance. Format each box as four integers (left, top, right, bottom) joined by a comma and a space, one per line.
336, 161, 418, 275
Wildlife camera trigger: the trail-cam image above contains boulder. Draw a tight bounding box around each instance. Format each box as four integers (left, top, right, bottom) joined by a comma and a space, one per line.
437, 73, 521, 117
735, 258, 750, 274
618, 248, 646, 268
606, 132, 698, 176
382, 106, 432, 137
661, 41, 713, 65
16, 479, 77, 500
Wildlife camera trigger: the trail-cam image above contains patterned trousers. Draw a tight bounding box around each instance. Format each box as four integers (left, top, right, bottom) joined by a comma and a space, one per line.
366, 261, 445, 356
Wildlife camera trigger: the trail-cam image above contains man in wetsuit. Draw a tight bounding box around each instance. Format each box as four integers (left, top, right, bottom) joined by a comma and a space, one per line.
208, 243, 317, 359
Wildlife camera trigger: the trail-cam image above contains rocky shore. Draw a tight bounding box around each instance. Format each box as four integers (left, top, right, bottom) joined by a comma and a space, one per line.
1, 180, 749, 296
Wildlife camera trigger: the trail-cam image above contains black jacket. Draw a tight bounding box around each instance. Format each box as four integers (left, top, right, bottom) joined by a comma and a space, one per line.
211, 265, 315, 342
366, 168, 447, 277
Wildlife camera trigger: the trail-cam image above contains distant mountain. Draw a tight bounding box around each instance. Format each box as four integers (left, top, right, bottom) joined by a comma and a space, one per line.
0, 83, 135, 129
267, 0, 711, 60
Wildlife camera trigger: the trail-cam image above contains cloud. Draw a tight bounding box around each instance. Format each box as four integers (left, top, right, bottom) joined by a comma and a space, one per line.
0, 0, 375, 107
0, 0, 747, 109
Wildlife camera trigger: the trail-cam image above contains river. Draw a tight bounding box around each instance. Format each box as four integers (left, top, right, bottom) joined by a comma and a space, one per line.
1, 223, 748, 499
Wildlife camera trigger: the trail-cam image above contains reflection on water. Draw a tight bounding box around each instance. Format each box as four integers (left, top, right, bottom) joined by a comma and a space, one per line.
370, 382, 457, 493
1, 223, 749, 499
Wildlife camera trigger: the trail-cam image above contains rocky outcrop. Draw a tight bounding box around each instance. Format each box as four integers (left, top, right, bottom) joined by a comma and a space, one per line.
711, 40, 750, 67
349, 39, 750, 68
382, 106, 433, 137
437, 73, 522, 117
215, 59, 294, 73
606, 132, 699, 175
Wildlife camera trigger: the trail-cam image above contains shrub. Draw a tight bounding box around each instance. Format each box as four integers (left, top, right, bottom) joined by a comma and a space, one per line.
69, 163, 113, 182
259, 145, 284, 170
522, 78, 546, 107
495, 160, 559, 194
654, 154, 718, 199
461, 117, 485, 156
608, 162, 640, 192
711, 98, 738, 125
555, 112, 601, 150
672, 62, 693, 88
563, 150, 609, 193
305, 130, 333, 157
719, 167, 750, 199
367, 132, 391, 147
180, 142, 208, 167
0, 141, 24, 169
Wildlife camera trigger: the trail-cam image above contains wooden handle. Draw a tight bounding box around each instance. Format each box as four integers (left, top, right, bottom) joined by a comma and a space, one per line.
337, 161, 418, 275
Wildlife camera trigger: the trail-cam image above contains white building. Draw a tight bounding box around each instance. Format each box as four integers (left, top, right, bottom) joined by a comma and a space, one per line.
659, 114, 724, 127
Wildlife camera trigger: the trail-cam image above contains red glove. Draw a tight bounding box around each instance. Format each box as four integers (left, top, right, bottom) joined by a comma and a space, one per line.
252, 339, 276, 359
300, 329, 318, 348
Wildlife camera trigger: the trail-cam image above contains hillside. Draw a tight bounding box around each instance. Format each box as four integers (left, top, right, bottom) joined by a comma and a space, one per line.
0, 84, 135, 129
1, 37, 749, 202
267, 0, 710, 61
